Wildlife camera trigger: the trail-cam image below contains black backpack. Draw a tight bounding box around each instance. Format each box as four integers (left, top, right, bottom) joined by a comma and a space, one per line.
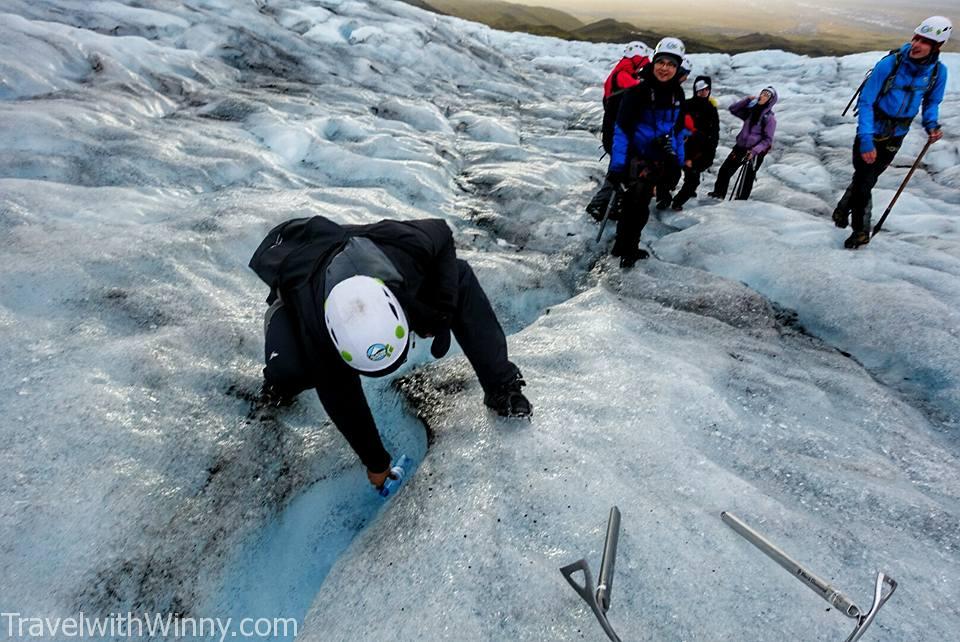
248, 216, 347, 304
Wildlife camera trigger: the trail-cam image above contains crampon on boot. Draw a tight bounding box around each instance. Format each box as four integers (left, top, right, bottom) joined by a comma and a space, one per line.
619, 247, 650, 268
832, 207, 850, 229
844, 230, 870, 249
484, 374, 532, 418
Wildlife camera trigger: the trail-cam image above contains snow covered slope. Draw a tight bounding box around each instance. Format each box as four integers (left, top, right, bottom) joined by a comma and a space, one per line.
0, 1, 958, 640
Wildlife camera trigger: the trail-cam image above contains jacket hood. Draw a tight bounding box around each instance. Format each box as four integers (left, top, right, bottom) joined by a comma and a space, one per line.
693, 75, 712, 92
758, 86, 778, 111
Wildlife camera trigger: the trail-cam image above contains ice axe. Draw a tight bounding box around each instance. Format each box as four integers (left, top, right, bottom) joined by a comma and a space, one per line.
722, 512, 897, 642
560, 506, 623, 642
872, 139, 932, 237
596, 184, 624, 243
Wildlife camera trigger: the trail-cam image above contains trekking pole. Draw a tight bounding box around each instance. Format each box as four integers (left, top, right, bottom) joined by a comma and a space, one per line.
728, 159, 748, 201
596, 185, 622, 243
721, 512, 897, 642
740, 157, 756, 200
872, 139, 932, 237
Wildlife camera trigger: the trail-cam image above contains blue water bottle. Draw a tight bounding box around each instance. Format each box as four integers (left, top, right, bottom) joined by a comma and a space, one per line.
378, 454, 411, 498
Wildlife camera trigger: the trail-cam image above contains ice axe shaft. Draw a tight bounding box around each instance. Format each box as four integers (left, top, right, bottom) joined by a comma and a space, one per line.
596, 506, 621, 612
721, 512, 860, 617
721, 512, 897, 642
596, 186, 621, 243
872, 139, 932, 237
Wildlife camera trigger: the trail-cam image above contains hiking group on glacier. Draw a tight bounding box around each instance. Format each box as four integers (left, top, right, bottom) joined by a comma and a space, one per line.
248, 16, 952, 490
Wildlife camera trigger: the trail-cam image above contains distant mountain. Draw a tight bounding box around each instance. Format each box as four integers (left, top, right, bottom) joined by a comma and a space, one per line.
402, 0, 446, 13
397, 0, 884, 56
571, 18, 643, 43
425, 0, 584, 32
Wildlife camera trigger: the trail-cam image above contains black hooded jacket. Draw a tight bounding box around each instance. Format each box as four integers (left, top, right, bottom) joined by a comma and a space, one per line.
249, 216, 458, 471
682, 75, 720, 171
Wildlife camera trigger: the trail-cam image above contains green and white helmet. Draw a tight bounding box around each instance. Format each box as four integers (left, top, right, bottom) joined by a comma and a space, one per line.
623, 42, 652, 59
916, 16, 952, 43
324, 275, 409, 375
653, 37, 685, 65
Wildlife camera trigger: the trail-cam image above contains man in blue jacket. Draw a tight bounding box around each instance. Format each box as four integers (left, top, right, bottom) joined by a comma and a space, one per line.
606, 37, 687, 267
833, 16, 951, 249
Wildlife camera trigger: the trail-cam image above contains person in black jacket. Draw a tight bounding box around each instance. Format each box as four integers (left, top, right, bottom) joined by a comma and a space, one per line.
670, 76, 720, 210
248, 216, 531, 488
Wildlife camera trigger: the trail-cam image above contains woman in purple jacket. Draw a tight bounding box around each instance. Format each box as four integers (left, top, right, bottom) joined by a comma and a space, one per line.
708, 86, 778, 200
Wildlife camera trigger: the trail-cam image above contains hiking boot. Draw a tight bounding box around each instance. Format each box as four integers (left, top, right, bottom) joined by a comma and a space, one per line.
655, 199, 671, 211
586, 200, 604, 221
484, 374, 532, 418
844, 230, 870, 249
706, 191, 722, 199
671, 202, 684, 211
256, 382, 296, 409
619, 247, 650, 268
832, 207, 850, 229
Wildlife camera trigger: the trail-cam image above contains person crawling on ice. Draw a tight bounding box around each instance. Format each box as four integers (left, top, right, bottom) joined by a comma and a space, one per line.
707, 86, 777, 201
832, 16, 951, 249
248, 215, 532, 488
606, 37, 687, 268
585, 42, 652, 220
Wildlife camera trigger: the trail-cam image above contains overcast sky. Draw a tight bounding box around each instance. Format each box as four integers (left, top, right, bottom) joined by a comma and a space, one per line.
507, 0, 955, 36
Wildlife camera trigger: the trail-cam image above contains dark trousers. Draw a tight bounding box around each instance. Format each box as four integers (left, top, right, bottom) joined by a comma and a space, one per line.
840, 135, 903, 233
712, 146, 764, 200
613, 179, 655, 254
655, 163, 682, 207
672, 167, 702, 207
264, 259, 519, 396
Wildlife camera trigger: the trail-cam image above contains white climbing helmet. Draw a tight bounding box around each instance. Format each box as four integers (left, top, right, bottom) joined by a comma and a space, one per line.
324, 275, 409, 375
680, 56, 693, 74
915, 16, 952, 43
623, 42, 652, 59
653, 37, 685, 65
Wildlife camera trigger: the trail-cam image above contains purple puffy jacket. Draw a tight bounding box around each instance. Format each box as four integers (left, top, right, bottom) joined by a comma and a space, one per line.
729, 88, 778, 156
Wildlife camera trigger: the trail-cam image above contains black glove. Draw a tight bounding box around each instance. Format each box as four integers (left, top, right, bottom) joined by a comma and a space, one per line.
658, 134, 678, 163
402, 298, 451, 336
430, 327, 451, 359
606, 171, 628, 191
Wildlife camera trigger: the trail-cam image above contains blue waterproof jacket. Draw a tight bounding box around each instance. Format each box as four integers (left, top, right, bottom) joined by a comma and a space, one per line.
609, 65, 686, 175
857, 43, 948, 152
